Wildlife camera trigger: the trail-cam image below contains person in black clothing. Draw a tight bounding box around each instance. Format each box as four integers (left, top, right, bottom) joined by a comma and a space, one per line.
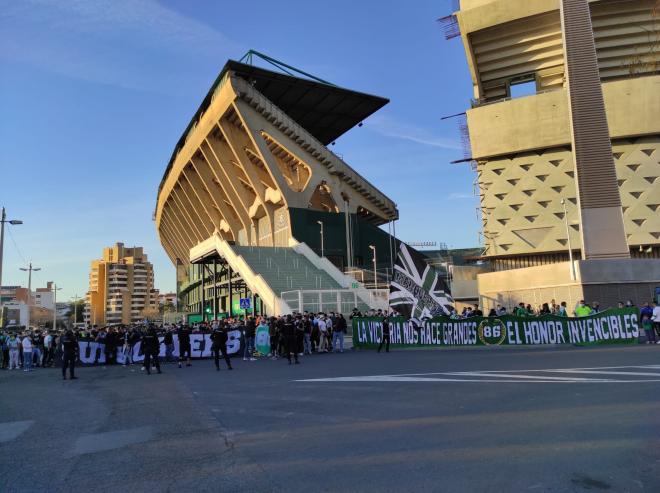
295, 315, 305, 356
211, 321, 233, 371
378, 317, 390, 353
268, 317, 279, 359
61, 330, 79, 380
105, 328, 117, 365
282, 315, 299, 364
243, 317, 256, 361
177, 325, 192, 368
163, 329, 175, 362
142, 327, 161, 375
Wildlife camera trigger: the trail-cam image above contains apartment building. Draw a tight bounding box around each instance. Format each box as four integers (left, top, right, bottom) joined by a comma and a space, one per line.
84, 243, 158, 325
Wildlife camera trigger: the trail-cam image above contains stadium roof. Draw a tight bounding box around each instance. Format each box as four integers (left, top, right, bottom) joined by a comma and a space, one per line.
157, 59, 389, 209
225, 60, 389, 145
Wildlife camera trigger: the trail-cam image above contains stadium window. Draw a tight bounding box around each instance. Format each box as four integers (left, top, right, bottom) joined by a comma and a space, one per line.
509, 75, 537, 99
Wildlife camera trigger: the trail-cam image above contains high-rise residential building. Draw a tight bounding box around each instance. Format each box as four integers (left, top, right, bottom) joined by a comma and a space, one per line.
84, 243, 158, 325
451, 0, 660, 308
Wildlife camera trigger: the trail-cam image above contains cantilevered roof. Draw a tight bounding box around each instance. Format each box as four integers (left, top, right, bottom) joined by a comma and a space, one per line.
225, 60, 389, 145
157, 59, 389, 207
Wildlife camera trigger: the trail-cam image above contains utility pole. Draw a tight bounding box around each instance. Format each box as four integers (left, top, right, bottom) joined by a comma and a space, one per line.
369, 245, 378, 290
72, 293, 79, 327
0, 207, 23, 327
52, 283, 62, 331
19, 262, 41, 330
317, 220, 324, 258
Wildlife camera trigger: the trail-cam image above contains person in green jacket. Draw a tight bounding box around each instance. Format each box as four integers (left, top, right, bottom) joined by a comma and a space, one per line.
515, 303, 528, 317
575, 300, 592, 317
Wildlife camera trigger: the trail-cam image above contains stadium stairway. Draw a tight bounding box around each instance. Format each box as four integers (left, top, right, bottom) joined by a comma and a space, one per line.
190, 233, 374, 315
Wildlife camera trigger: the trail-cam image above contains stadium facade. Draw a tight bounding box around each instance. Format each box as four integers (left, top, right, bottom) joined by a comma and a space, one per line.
155, 59, 399, 319
454, 0, 660, 308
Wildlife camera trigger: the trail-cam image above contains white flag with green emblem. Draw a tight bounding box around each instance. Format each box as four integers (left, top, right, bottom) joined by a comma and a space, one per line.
389, 243, 453, 322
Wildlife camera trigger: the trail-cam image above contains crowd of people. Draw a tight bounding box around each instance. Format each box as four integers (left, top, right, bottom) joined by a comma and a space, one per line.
451, 299, 652, 319
1, 300, 658, 377
0, 310, 353, 378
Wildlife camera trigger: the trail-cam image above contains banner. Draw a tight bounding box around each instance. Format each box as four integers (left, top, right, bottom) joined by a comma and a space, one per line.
353, 308, 640, 348
74, 331, 243, 365
389, 243, 453, 321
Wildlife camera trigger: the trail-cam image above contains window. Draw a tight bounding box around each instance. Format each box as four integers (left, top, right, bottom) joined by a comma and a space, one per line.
509, 75, 537, 99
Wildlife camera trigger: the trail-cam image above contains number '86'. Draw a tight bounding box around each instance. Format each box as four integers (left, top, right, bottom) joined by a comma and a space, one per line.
483, 326, 500, 338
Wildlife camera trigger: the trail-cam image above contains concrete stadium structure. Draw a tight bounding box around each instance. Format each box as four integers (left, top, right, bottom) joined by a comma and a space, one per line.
454, 0, 660, 308
155, 59, 399, 319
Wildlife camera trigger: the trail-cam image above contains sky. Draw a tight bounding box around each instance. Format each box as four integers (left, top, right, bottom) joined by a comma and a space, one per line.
0, 0, 479, 301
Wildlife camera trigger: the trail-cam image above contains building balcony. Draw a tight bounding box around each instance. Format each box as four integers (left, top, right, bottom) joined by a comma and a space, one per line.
467, 75, 660, 160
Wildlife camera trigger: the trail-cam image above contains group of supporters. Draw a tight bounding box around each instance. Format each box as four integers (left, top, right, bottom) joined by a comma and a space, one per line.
451, 299, 651, 319
0, 310, 354, 378
254, 311, 349, 364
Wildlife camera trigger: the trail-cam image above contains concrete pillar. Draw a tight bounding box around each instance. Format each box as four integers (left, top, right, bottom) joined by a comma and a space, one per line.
560, 0, 629, 260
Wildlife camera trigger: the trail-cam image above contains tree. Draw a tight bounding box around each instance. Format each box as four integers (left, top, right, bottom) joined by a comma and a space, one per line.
68, 300, 85, 325
160, 301, 176, 315
140, 305, 160, 322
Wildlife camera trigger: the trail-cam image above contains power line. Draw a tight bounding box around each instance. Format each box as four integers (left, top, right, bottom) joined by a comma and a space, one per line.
6, 227, 27, 264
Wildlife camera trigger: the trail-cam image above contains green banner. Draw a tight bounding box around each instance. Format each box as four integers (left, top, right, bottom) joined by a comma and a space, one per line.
352, 308, 640, 348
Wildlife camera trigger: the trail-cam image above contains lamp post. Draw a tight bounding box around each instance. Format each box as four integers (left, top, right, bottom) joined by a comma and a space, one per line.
72, 293, 79, 327
561, 199, 577, 281
0, 207, 23, 327
19, 262, 41, 330
369, 245, 378, 290
52, 283, 62, 330
317, 220, 324, 258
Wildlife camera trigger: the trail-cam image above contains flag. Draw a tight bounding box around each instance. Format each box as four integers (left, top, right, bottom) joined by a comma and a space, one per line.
389, 243, 453, 322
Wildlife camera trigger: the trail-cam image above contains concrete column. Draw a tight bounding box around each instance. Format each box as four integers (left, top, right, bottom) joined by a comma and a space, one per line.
560, 0, 629, 260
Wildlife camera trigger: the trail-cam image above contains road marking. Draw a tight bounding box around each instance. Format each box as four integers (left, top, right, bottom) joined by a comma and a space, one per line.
297, 365, 660, 383
550, 369, 660, 377
446, 372, 615, 382
0, 420, 34, 443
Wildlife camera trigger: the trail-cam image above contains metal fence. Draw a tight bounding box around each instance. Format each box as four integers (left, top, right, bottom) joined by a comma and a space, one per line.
280, 290, 359, 315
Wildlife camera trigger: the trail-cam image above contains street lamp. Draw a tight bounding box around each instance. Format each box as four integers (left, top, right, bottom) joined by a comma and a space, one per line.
369, 245, 378, 290
52, 283, 62, 330
71, 293, 79, 327
20, 262, 41, 330
560, 199, 577, 281
0, 207, 23, 327
317, 220, 324, 258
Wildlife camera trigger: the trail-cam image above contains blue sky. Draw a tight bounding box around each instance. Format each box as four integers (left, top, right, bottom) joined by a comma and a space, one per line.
0, 0, 479, 300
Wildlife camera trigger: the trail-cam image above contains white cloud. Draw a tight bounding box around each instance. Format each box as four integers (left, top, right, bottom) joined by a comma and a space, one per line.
366, 113, 461, 150
448, 192, 474, 199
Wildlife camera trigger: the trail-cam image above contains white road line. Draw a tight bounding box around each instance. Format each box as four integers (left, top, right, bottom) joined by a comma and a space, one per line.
296, 376, 611, 383
296, 365, 660, 384
550, 369, 660, 377
446, 372, 614, 382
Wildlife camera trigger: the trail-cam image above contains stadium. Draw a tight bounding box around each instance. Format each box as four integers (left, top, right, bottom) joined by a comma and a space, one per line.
154, 53, 402, 320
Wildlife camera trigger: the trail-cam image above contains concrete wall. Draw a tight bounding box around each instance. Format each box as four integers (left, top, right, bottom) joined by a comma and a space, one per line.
477, 259, 660, 311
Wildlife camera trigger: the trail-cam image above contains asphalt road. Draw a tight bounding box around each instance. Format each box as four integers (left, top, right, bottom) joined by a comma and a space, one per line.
2, 344, 660, 492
